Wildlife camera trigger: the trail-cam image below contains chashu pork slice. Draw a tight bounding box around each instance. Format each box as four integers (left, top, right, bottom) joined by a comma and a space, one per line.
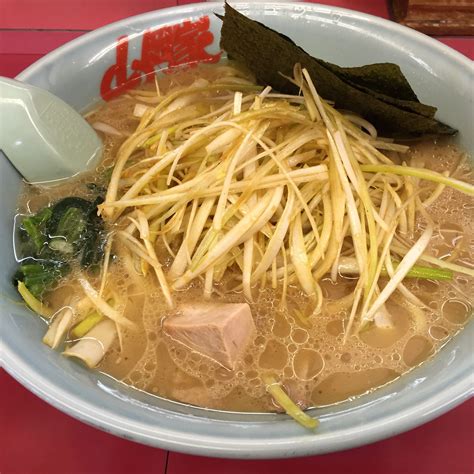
163, 302, 255, 370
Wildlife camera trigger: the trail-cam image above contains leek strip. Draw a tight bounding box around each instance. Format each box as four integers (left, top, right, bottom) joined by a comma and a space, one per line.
43, 307, 74, 349
71, 311, 103, 338
78, 277, 135, 329
445, 234, 466, 263
170, 197, 216, 278
169, 199, 199, 278
359, 223, 398, 325
335, 118, 378, 295
214, 248, 241, 282
204, 266, 214, 299
317, 154, 343, 267
344, 281, 364, 342
238, 187, 284, 243
161, 200, 188, 235
354, 139, 395, 165
344, 114, 377, 139
302, 76, 346, 278
63, 319, 117, 368
118, 231, 173, 307
160, 230, 177, 260
214, 128, 256, 230
385, 180, 408, 234
112, 121, 232, 206
242, 237, 255, 301
330, 218, 350, 281
242, 149, 258, 301
233, 125, 315, 175
205, 128, 242, 155
17, 281, 53, 318
110, 166, 327, 207
232, 121, 322, 244
327, 131, 367, 287
100, 63, 472, 326
104, 129, 158, 215
403, 164, 416, 235
103, 148, 181, 217
157, 128, 169, 156
361, 189, 426, 320
174, 187, 283, 288
391, 244, 474, 277
376, 185, 389, 243
336, 256, 453, 280
422, 171, 448, 207
199, 95, 256, 122
361, 164, 474, 196
251, 188, 295, 281
99, 233, 114, 297
384, 253, 426, 308
290, 213, 316, 299
272, 257, 278, 289
263, 374, 318, 431
364, 224, 433, 322
143, 237, 174, 308
280, 246, 289, 310
75, 297, 93, 316
188, 227, 222, 274
150, 83, 262, 121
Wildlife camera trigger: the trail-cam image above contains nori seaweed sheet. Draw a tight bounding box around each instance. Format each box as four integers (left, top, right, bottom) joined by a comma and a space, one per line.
218, 4, 456, 138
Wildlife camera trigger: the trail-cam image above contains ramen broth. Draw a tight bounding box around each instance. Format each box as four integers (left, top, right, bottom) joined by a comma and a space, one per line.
16, 66, 473, 412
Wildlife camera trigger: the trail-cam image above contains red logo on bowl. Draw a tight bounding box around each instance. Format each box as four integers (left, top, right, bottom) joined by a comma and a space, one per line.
100, 16, 221, 101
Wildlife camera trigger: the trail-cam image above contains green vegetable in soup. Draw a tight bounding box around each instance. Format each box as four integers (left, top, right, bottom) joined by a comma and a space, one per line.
263, 374, 319, 430
16, 281, 53, 318
53, 207, 88, 252
13, 260, 70, 299
20, 207, 52, 254
13, 194, 106, 301
71, 310, 103, 338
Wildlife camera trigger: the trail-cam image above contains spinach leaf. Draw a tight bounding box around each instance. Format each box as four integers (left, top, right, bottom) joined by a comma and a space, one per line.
13, 260, 70, 299
14, 195, 106, 300
20, 207, 52, 254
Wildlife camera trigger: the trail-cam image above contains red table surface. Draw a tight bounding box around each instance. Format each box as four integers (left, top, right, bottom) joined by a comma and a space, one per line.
1, 1, 473, 473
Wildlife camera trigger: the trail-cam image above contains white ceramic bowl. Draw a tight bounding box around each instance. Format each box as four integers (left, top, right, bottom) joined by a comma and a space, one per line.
1, 2, 472, 458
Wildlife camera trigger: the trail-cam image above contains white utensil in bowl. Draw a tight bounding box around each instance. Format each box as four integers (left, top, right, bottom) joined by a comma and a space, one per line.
0, 77, 102, 184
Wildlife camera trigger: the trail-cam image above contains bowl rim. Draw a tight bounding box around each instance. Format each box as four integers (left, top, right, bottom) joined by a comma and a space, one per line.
3, 345, 472, 457
3, 1, 473, 458
15, 1, 473, 84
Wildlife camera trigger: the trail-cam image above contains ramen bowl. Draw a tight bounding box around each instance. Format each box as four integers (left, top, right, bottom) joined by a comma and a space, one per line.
1, 2, 472, 458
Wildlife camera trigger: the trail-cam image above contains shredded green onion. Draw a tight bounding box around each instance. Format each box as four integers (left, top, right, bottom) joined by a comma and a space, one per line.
17, 281, 53, 318
263, 374, 319, 431
361, 164, 474, 196
71, 311, 103, 338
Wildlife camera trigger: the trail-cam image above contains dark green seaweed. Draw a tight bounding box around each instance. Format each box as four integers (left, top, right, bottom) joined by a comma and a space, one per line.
218, 4, 456, 138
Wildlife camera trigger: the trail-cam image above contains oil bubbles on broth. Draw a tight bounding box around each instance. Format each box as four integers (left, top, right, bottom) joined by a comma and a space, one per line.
14, 65, 474, 417
97, 132, 473, 412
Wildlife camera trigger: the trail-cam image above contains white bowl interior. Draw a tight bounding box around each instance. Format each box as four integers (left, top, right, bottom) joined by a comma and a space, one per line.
1, 2, 472, 458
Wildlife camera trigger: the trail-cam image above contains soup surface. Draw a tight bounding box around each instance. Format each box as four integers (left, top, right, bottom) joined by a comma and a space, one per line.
16, 65, 473, 413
